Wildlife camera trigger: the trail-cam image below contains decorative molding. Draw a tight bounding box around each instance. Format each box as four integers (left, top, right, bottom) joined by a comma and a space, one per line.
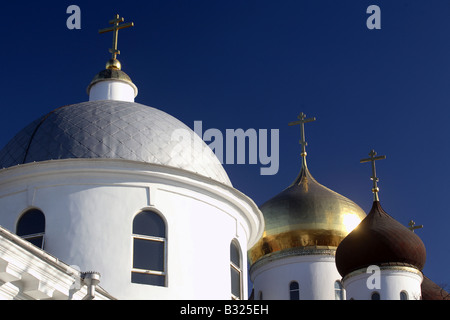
250, 245, 337, 274
342, 263, 423, 284
0, 158, 264, 248
0, 225, 115, 300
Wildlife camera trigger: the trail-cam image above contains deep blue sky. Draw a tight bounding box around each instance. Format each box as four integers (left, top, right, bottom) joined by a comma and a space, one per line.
1, 1, 449, 290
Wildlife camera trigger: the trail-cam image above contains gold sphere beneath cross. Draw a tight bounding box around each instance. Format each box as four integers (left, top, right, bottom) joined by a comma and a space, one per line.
106, 58, 121, 70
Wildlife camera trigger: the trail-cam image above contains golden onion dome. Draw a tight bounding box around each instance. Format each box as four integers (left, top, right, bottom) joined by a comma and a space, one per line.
248, 112, 366, 265
248, 164, 366, 264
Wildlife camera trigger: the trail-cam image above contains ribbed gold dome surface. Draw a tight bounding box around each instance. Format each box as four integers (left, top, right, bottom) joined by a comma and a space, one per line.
248, 164, 366, 265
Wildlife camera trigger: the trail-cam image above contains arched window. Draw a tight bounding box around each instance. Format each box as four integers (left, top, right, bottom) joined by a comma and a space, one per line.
371, 292, 380, 300
230, 240, 242, 299
400, 291, 408, 300
16, 209, 45, 249
334, 281, 344, 300
131, 210, 167, 287
289, 281, 300, 300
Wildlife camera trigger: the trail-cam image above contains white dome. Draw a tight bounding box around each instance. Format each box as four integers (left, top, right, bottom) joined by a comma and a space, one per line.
0, 100, 231, 186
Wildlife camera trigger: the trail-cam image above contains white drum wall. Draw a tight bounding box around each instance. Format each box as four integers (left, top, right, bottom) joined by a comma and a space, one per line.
342, 266, 423, 300
250, 252, 343, 300
0, 159, 263, 300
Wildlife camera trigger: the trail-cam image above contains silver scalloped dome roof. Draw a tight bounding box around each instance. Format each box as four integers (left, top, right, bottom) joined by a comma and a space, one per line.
0, 100, 231, 186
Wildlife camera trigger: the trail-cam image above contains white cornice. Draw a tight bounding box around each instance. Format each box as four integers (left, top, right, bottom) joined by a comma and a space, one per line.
0, 225, 115, 300
0, 158, 264, 248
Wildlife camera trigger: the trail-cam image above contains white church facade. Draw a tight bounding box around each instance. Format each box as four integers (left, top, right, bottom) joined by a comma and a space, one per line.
0, 49, 264, 299
0, 14, 446, 301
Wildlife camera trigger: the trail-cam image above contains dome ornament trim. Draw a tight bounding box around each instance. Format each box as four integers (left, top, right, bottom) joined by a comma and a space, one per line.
250, 245, 337, 273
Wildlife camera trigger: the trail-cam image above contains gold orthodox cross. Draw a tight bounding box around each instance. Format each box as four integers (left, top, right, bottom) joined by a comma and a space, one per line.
99, 14, 134, 60
288, 112, 316, 167
360, 149, 386, 201
408, 220, 424, 232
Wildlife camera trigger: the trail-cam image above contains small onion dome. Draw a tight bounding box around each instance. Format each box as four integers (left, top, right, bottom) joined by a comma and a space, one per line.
421, 275, 450, 300
87, 66, 138, 98
248, 165, 366, 265
335, 201, 426, 277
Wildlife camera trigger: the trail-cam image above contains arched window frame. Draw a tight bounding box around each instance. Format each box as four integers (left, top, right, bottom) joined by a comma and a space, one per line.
16, 208, 45, 249
289, 281, 300, 300
371, 291, 381, 300
400, 291, 408, 300
230, 239, 242, 300
131, 209, 167, 287
334, 280, 344, 300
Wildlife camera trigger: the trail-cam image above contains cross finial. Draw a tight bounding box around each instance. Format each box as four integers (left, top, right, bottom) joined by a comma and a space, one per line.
360, 149, 386, 202
99, 14, 134, 69
288, 112, 316, 168
408, 220, 424, 233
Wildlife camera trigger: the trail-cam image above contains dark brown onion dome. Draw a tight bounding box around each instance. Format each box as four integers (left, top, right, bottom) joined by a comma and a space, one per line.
335, 201, 426, 277
421, 275, 450, 300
